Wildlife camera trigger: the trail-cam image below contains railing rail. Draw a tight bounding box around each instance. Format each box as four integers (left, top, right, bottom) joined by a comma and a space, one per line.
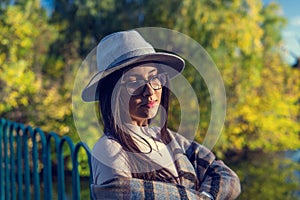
0, 118, 93, 200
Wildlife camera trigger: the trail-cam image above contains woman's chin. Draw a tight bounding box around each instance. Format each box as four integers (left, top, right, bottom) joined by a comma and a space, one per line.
133, 107, 159, 121
146, 106, 160, 118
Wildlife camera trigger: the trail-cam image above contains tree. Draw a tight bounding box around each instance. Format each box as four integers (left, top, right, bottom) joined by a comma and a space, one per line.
0, 0, 71, 136
174, 0, 299, 155
1, 0, 298, 155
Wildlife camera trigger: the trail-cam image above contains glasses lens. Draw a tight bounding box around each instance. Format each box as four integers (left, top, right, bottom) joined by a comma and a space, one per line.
126, 80, 145, 95
152, 73, 167, 87
150, 77, 162, 89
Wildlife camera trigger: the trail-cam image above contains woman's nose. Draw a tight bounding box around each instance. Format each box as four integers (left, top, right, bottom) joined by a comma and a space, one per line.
142, 83, 154, 96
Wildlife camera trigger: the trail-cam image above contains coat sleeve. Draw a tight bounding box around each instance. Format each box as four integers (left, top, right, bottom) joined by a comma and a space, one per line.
185, 141, 241, 200
91, 136, 131, 185
171, 132, 241, 200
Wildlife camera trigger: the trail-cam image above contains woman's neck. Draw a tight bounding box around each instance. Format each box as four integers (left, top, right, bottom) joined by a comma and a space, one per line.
125, 118, 149, 127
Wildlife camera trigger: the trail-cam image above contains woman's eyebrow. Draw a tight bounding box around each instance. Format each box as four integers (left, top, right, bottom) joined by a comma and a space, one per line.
148, 68, 158, 74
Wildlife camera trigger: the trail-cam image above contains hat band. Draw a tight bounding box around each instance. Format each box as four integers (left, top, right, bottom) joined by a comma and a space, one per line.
104, 47, 155, 70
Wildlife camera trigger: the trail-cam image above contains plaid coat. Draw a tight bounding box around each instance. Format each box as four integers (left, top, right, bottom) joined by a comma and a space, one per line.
91, 131, 241, 200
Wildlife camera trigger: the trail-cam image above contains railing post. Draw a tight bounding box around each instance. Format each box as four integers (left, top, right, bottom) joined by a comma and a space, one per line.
23, 126, 32, 200
46, 132, 61, 200
16, 123, 25, 200
4, 120, 10, 200
0, 119, 6, 200
57, 137, 66, 200
58, 136, 76, 200
73, 143, 82, 200
30, 128, 48, 200
31, 128, 42, 200
74, 142, 93, 200
9, 122, 16, 200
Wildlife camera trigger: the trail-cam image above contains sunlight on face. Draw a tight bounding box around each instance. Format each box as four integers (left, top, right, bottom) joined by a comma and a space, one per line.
120, 64, 163, 126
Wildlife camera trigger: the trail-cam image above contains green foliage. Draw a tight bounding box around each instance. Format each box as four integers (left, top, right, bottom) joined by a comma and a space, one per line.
0, 0, 72, 136
0, 0, 299, 156
173, 0, 299, 154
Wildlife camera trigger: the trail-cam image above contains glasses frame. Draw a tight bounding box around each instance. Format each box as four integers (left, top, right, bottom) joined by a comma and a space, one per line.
121, 72, 168, 96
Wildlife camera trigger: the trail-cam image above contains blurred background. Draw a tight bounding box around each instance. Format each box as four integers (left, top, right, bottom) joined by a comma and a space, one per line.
0, 0, 299, 199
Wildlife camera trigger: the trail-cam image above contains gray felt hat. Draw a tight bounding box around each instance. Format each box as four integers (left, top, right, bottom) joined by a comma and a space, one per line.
81, 30, 185, 102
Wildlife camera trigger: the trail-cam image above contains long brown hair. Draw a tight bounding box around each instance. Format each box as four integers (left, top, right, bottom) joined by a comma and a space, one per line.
97, 64, 178, 183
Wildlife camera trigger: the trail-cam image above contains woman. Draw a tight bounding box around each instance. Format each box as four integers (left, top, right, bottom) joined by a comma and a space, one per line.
82, 30, 241, 200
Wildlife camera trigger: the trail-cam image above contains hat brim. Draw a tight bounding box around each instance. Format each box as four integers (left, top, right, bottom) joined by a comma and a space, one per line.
81, 52, 185, 102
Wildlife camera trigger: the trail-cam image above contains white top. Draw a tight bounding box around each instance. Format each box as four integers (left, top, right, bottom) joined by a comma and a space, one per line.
91, 125, 178, 185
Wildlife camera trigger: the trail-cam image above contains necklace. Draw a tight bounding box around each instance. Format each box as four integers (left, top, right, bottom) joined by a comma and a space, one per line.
125, 124, 163, 156
130, 134, 163, 156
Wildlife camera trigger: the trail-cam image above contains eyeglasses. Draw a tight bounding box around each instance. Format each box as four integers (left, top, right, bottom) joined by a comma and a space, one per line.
122, 73, 167, 95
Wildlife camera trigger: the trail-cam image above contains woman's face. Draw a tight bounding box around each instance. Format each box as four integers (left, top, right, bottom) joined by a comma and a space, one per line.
120, 64, 164, 126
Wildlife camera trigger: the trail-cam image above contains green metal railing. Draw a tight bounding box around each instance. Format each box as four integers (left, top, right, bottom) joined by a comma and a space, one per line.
0, 118, 93, 200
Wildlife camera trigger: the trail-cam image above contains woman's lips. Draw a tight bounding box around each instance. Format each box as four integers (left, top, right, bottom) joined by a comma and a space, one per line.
144, 101, 157, 108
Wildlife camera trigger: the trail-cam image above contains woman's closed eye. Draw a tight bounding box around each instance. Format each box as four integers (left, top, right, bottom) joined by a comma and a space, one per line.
127, 79, 145, 88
